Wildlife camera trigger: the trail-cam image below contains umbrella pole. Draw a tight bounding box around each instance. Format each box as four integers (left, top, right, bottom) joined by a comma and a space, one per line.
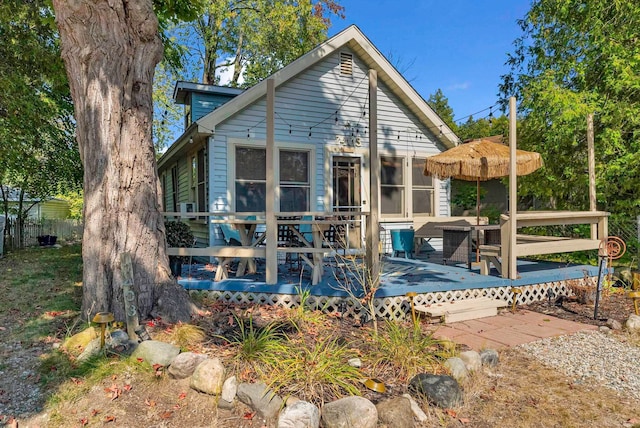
476, 178, 480, 263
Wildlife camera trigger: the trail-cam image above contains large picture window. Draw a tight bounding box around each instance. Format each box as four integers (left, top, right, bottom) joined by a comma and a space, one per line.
279, 150, 310, 212
381, 156, 404, 216
412, 157, 434, 215
235, 147, 266, 212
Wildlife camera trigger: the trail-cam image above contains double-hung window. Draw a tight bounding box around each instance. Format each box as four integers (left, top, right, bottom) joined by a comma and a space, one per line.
381, 156, 405, 216
411, 157, 434, 215
279, 150, 310, 212
235, 147, 267, 212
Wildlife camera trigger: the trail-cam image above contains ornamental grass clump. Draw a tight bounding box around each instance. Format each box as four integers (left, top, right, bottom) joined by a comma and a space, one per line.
266, 335, 363, 406
367, 320, 456, 381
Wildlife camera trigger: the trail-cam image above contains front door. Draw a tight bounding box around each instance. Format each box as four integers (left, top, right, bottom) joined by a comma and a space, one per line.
332, 156, 362, 248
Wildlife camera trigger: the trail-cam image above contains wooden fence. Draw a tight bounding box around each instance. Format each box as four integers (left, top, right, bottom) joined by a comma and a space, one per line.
3, 218, 83, 250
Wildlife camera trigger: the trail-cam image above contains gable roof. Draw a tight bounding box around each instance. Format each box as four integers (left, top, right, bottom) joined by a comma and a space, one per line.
196, 25, 459, 148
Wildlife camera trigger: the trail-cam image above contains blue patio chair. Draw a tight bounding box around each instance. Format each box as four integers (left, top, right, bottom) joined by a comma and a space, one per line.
391, 229, 415, 259
219, 223, 242, 246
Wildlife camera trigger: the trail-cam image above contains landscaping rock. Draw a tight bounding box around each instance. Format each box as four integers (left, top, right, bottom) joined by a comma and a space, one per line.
190, 358, 225, 395
63, 327, 97, 355
599, 326, 611, 333
409, 374, 462, 408
606, 319, 623, 331
480, 349, 499, 367
626, 314, 640, 331
131, 340, 180, 367
444, 357, 468, 381
168, 352, 207, 379
347, 357, 362, 368
376, 397, 414, 428
277, 400, 320, 428
221, 375, 238, 402
237, 382, 284, 421
108, 329, 130, 345
217, 398, 234, 410
459, 350, 482, 372
77, 338, 101, 362
321, 396, 377, 428
402, 393, 428, 423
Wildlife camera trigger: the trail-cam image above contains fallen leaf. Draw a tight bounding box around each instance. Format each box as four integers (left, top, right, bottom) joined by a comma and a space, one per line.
145, 398, 156, 407
91, 409, 100, 417
161, 411, 173, 419
178, 392, 187, 400
123, 384, 132, 391
153, 364, 163, 371
243, 412, 255, 420
79, 417, 89, 426
71, 377, 83, 385
445, 409, 457, 418
136, 357, 144, 363
104, 415, 116, 423
459, 417, 471, 424
173, 404, 182, 410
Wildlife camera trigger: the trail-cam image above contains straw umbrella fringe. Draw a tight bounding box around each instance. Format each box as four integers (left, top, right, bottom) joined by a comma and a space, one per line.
423, 139, 543, 181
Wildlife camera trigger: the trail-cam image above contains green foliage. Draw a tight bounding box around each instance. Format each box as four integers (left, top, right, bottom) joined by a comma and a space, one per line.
428, 89, 457, 132
56, 190, 83, 220
224, 314, 286, 362
367, 320, 455, 381
164, 220, 194, 248
0, 0, 82, 226
452, 182, 485, 212
456, 114, 509, 142
501, 0, 640, 216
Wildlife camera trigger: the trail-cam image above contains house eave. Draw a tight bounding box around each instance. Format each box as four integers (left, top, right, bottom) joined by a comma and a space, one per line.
196, 25, 460, 149
158, 123, 211, 169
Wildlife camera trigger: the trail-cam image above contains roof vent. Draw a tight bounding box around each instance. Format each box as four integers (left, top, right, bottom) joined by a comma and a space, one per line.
340, 52, 353, 76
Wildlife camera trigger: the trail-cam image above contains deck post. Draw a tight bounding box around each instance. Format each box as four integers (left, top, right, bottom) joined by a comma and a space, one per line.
366, 69, 380, 287
266, 79, 277, 284
587, 113, 597, 239
508, 96, 517, 280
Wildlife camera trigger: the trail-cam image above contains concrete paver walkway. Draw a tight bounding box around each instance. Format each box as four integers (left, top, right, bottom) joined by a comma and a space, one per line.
430, 309, 598, 350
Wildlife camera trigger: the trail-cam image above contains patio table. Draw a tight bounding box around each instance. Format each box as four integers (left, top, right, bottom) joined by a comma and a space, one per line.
277, 219, 332, 285
436, 224, 501, 269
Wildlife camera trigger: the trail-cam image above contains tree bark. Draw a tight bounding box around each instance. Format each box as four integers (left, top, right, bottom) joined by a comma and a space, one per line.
52, 0, 195, 323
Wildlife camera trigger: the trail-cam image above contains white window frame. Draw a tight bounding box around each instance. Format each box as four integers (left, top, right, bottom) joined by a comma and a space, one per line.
228, 139, 315, 213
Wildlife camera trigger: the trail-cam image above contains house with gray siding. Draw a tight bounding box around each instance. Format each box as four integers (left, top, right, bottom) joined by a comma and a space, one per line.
157, 25, 460, 251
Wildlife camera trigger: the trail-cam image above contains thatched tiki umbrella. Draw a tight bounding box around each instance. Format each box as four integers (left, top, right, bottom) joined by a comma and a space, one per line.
423, 135, 543, 260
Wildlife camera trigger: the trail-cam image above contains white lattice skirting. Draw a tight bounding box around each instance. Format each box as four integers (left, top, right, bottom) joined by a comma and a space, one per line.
189, 276, 596, 320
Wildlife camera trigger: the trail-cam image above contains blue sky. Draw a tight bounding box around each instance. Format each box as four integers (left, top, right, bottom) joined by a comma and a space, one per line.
330, 0, 531, 123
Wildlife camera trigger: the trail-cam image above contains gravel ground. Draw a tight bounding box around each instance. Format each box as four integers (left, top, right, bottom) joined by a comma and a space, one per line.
519, 330, 640, 400
0, 338, 46, 421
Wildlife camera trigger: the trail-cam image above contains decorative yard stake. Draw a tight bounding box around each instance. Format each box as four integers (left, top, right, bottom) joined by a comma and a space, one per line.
593, 255, 609, 320
120, 253, 140, 340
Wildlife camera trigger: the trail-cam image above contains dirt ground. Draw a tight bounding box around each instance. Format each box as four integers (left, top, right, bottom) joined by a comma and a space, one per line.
13, 291, 640, 428
1, 245, 639, 428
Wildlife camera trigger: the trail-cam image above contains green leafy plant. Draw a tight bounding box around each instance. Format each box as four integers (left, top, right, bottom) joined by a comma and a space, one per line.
164, 220, 194, 262
223, 314, 286, 363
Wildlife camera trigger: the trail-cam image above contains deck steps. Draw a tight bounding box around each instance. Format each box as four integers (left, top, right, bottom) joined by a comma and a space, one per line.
414, 297, 509, 323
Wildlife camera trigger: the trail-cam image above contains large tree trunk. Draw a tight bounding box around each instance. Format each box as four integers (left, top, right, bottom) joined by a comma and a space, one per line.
52, 0, 195, 323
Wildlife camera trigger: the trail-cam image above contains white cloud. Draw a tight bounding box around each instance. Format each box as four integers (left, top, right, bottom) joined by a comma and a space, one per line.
447, 81, 471, 91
